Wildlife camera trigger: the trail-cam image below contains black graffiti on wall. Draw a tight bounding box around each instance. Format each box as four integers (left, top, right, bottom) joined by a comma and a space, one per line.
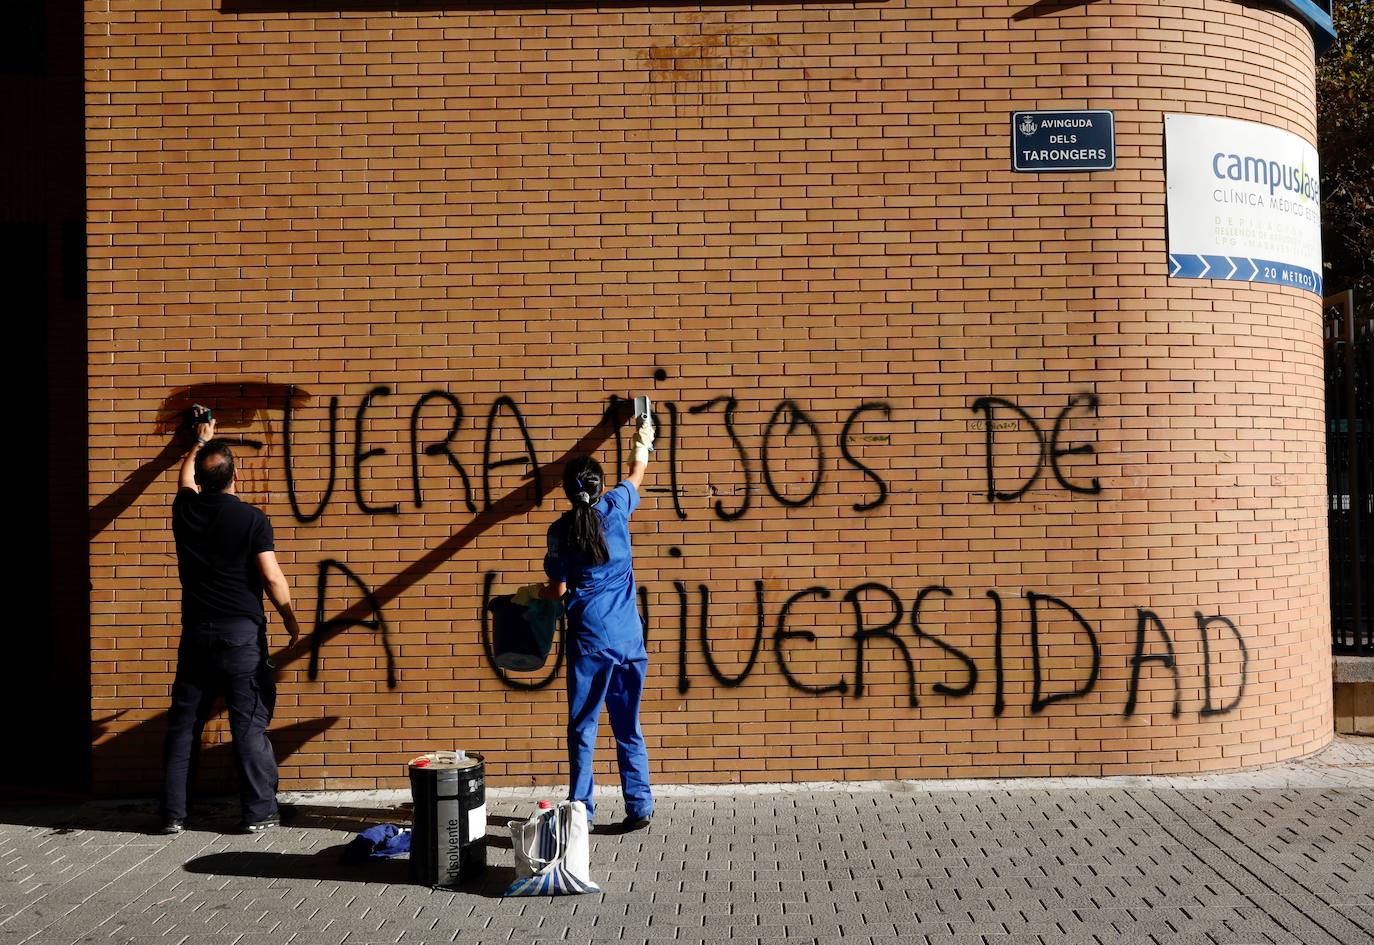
680, 397, 891, 519
1122, 610, 1248, 717
278, 387, 896, 524
654, 577, 1244, 718
278, 386, 1105, 521
309, 558, 397, 689
1195, 613, 1249, 716
283, 387, 1235, 717
1027, 590, 1100, 712
672, 580, 770, 690
283, 387, 548, 523
410, 390, 476, 513
301, 557, 1248, 717
972, 393, 1102, 501
111, 383, 1084, 543
147, 382, 1242, 720
97, 382, 1257, 729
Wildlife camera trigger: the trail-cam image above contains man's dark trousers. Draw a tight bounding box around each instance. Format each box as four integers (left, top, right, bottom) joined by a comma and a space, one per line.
161, 617, 278, 823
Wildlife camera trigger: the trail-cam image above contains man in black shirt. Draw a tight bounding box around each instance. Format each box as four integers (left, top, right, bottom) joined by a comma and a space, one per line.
161, 411, 301, 834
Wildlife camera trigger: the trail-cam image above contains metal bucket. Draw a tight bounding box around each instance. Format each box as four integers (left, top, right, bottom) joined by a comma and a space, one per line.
408, 751, 486, 886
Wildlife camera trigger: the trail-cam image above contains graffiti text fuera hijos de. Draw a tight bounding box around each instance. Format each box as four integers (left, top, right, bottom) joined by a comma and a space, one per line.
278, 388, 1105, 523
222, 383, 1247, 719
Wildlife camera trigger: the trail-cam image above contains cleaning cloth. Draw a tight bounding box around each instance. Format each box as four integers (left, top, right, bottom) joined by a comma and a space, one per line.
339, 823, 412, 864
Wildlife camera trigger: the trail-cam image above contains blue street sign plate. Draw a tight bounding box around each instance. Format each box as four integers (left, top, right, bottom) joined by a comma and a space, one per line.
1012, 110, 1115, 172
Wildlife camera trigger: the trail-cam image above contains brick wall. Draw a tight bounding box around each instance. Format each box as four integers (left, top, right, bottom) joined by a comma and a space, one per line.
86, 0, 1333, 793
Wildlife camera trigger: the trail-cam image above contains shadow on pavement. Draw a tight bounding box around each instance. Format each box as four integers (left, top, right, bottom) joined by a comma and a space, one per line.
0, 794, 390, 837
283, 803, 411, 833
183, 846, 517, 897
0, 799, 167, 835
0, 799, 542, 849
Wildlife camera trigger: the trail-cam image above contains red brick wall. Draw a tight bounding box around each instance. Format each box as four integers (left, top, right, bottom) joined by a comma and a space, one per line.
86, 0, 1332, 793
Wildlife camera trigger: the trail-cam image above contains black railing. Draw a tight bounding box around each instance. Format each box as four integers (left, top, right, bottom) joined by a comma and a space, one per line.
1325, 290, 1373, 654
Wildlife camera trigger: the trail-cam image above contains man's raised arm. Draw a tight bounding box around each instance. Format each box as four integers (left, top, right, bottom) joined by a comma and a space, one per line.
178, 414, 215, 492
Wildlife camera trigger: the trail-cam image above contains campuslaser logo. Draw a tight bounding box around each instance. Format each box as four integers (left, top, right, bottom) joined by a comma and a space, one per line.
1211, 150, 1320, 203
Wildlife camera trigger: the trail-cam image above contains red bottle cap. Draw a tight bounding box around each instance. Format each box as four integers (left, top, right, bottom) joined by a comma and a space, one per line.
537, 800, 552, 810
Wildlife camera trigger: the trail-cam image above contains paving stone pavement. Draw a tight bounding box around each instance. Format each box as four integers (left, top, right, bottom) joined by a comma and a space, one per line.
3, 737, 1371, 945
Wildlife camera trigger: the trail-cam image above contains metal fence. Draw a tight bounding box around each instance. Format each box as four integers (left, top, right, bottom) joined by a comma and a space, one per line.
1325, 290, 1373, 654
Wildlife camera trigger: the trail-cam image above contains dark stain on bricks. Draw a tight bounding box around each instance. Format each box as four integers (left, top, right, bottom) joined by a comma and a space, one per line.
641, 29, 779, 82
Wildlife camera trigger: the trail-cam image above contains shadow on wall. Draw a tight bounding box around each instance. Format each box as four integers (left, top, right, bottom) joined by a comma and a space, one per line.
1012, 0, 1105, 20
88, 714, 341, 811
89, 382, 309, 538
90, 382, 626, 796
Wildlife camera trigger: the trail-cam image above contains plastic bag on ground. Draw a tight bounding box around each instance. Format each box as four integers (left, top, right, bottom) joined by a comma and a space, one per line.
504, 800, 599, 896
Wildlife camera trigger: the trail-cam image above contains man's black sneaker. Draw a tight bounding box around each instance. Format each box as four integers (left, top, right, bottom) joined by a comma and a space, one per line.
241, 813, 280, 833
623, 814, 652, 832
158, 818, 185, 836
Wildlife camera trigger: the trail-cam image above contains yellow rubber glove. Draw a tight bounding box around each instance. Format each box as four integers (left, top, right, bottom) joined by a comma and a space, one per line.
632, 414, 654, 464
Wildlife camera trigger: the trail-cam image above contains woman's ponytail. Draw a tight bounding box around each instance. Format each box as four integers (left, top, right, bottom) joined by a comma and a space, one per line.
562, 457, 609, 566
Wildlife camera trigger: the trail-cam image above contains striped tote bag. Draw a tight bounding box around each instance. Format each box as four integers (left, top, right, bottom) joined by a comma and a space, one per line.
504, 801, 600, 896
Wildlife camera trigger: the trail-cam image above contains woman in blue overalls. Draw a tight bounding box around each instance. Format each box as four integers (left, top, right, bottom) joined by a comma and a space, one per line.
539, 415, 655, 829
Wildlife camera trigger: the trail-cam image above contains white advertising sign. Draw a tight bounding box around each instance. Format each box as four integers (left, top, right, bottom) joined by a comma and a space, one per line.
1165, 114, 1322, 295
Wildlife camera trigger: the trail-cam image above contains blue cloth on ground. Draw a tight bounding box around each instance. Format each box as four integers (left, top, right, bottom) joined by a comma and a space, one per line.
339, 823, 411, 864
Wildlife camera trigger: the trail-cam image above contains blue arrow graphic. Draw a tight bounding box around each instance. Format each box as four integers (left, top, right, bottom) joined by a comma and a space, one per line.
1201, 255, 1231, 278
1170, 254, 1205, 278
